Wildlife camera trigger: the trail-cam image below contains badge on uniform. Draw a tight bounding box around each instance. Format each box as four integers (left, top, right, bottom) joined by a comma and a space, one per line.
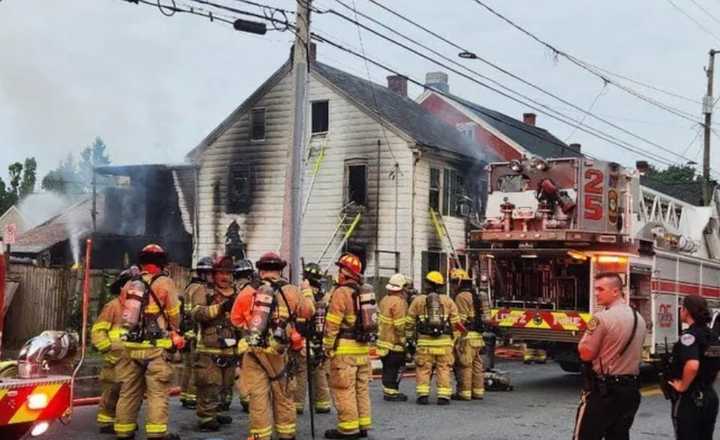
681, 333, 696, 346
586, 317, 600, 334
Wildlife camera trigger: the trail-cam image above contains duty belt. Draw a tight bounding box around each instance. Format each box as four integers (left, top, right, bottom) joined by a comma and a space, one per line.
212, 355, 239, 368
596, 374, 639, 387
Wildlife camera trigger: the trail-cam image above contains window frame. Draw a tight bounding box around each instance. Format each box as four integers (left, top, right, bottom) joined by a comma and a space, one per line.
311, 100, 330, 135
227, 162, 253, 214
345, 159, 368, 207
429, 167, 441, 212
250, 107, 266, 141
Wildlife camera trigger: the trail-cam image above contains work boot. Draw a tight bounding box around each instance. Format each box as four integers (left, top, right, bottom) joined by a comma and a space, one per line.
315, 407, 331, 414
416, 396, 429, 405
296, 407, 304, 415
181, 400, 196, 409
198, 418, 220, 432
158, 434, 181, 440
99, 425, 115, 434
324, 429, 360, 439
240, 400, 250, 413
216, 415, 233, 425
472, 391, 485, 400
360, 429, 368, 438
437, 398, 450, 406
451, 393, 470, 401
383, 393, 408, 402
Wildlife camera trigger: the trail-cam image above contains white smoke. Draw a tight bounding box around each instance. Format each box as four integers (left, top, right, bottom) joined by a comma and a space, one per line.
17, 192, 74, 229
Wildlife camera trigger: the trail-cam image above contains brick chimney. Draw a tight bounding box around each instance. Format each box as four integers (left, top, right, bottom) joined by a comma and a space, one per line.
387, 75, 408, 97
523, 113, 537, 126
425, 72, 449, 93
569, 143, 582, 152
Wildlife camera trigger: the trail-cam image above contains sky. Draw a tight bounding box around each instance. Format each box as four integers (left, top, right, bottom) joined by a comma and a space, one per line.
1, 0, 719, 186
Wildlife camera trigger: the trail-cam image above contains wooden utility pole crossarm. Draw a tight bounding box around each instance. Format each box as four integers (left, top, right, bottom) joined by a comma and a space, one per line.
703, 49, 718, 206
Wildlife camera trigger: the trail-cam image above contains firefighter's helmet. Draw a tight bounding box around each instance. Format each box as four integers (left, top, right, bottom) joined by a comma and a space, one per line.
234, 259, 254, 277
304, 262, 323, 281
386, 273, 406, 292
336, 253, 362, 280
450, 268, 471, 281
213, 256, 235, 272
425, 271, 445, 286
256, 252, 287, 271
195, 256, 214, 273
138, 243, 167, 267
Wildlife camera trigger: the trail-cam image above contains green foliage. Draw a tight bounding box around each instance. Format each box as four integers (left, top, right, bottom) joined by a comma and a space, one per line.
0, 157, 38, 214
41, 137, 112, 195
645, 164, 699, 185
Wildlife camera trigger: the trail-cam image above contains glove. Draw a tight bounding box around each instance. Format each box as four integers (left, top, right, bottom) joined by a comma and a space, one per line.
221, 298, 234, 314
103, 352, 119, 365
171, 331, 186, 351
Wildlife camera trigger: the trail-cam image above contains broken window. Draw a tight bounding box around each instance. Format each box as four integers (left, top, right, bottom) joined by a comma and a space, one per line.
346, 161, 368, 206
227, 164, 252, 214
311, 100, 329, 134
429, 168, 440, 212
442, 168, 466, 217
457, 122, 476, 141
251, 108, 266, 140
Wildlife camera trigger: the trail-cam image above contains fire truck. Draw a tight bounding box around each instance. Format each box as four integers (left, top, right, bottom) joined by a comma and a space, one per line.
0, 240, 92, 439
468, 156, 720, 371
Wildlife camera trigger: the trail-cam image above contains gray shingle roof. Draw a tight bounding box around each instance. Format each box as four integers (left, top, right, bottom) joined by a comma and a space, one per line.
313, 63, 498, 162
449, 95, 581, 159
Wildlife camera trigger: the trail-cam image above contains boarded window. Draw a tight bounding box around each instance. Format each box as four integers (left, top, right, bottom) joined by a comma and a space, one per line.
346, 162, 367, 206
227, 164, 252, 214
429, 168, 440, 211
311, 100, 329, 134
251, 108, 266, 140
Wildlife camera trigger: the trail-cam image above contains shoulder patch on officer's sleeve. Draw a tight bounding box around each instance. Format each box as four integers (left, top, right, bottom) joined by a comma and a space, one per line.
586, 317, 600, 333
681, 333, 696, 346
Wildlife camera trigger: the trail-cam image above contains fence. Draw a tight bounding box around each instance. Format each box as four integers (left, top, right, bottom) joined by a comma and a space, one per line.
3, 263, 191, 350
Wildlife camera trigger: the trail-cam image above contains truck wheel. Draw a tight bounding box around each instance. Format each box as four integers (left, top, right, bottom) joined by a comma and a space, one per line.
559, 361, 581, 373
0, 422, 32, 440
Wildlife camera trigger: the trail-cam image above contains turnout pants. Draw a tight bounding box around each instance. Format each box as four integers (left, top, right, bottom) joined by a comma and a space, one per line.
180, 348, 196, 405
415, 347, 454, 401
244, 351, 297, 440
328, 355, 372, 435
573, 382, 641, 440
236, 357, 249, 409
293, 354, 331, 412
454, 340, 485, 399
97, 363, 121, 429
672, 387, 719, 440
380, 351, 405, 398
114, 348, 174, 439
194, 353, 237, 423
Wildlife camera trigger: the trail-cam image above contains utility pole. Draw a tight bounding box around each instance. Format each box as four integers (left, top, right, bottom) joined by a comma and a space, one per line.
281, 0, 310, 284
703, 49, 718, 206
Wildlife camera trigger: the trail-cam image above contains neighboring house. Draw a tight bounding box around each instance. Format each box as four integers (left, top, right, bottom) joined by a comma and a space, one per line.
0, 206, 28, 239
417, 72, 582, 161
185, 52, 498, 288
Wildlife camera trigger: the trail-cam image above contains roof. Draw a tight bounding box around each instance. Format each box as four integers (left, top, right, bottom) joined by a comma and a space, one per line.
440, 93, 581, 159
312, 63, 498, 162
640, 176, 705, 206
12, 196, 102, 254
0, 206, 28, 234
186, 58, 498, 163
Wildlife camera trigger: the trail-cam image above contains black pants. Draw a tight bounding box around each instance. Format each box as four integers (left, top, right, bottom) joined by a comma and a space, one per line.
380, 351, 405, 396
573, 384, 641, 440
672, 387, 719, 440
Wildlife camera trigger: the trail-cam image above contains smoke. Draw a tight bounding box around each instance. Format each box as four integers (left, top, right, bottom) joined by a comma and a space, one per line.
17, 192, 74, 229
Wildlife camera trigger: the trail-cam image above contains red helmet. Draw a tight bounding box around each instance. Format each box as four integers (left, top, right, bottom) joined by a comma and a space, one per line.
138, 243, 167, 267
336, 253, 362, 280
213, 256, 235, 272
256, 251, 287, 271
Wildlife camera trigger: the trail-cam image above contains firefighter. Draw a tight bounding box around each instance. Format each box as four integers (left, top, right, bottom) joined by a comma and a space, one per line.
407, 271, 460, 405
377, 273, 409, 402
91, 266, 139, 434
114, 244, 183, 440
230, 252, 314, 440
233, 258, 255, 413
293, 262, 332, 414
450, 268, 485, 401
191, 256, 241, 431
323, 253, 376, 440
179, 256, 213, 410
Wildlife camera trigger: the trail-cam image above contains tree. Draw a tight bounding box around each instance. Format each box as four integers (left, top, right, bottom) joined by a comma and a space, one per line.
645, 164, 699, 185
0, 157, 38, 213
41, 137, 112, 195
41, 154, 82, 194
19, 157, 37, 199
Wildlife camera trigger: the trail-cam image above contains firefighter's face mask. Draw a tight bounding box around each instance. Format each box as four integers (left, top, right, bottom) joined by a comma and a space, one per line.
214, 271, 233, 289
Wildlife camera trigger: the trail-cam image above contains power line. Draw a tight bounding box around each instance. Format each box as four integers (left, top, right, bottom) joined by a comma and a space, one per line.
666, 0, 720, 43
564, 83, 607, 142
465, 0, 703, 124
689, 0, 720, 27
323, 6, 712, 170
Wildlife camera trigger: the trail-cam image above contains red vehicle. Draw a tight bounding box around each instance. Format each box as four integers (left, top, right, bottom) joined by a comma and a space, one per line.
0, 240, 92, 439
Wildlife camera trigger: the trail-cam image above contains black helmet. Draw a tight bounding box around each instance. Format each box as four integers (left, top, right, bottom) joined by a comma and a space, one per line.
195, 256, 213, 273
256, 252, 287, 271
109, 265, 140, 296
304, 262, 323, 288
234, 259, 254, 278
138, 243, 167, 267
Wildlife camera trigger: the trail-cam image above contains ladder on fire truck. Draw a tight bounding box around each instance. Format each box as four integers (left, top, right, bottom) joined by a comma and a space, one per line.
638, 185, 690, 233
429, 208, 462, 269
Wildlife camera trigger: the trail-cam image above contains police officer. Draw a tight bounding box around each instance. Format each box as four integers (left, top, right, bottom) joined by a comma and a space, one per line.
377, 273, 409, 402
191, 256, 239, 431
573, 272, 647, 440
450, 268, 485, 401
407, 271, 460, 406
179, 257, 213, 410
668, 295, 720, 440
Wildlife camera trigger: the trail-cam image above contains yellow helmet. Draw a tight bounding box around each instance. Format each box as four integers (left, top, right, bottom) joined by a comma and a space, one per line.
425, 271, 445, 286
450, 268, 471, 281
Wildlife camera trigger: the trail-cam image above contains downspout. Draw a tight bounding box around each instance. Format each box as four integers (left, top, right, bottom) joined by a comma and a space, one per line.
375, 139, 381, 290
410, 148, 421, 289
194, 165, 200, 261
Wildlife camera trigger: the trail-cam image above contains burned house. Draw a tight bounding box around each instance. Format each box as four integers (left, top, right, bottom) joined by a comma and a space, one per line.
186, 53, 498, 287
11, 164, 193, 269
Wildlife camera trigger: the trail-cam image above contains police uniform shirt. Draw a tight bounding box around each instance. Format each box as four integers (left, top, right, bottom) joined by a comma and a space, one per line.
672, 323, 718, 388
578, 298, 647, 375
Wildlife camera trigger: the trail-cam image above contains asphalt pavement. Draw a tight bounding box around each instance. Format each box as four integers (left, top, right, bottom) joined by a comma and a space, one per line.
43, 360, 716, 440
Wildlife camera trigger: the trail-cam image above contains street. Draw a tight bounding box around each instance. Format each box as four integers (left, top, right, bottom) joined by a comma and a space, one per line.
43, 360, 707, 440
